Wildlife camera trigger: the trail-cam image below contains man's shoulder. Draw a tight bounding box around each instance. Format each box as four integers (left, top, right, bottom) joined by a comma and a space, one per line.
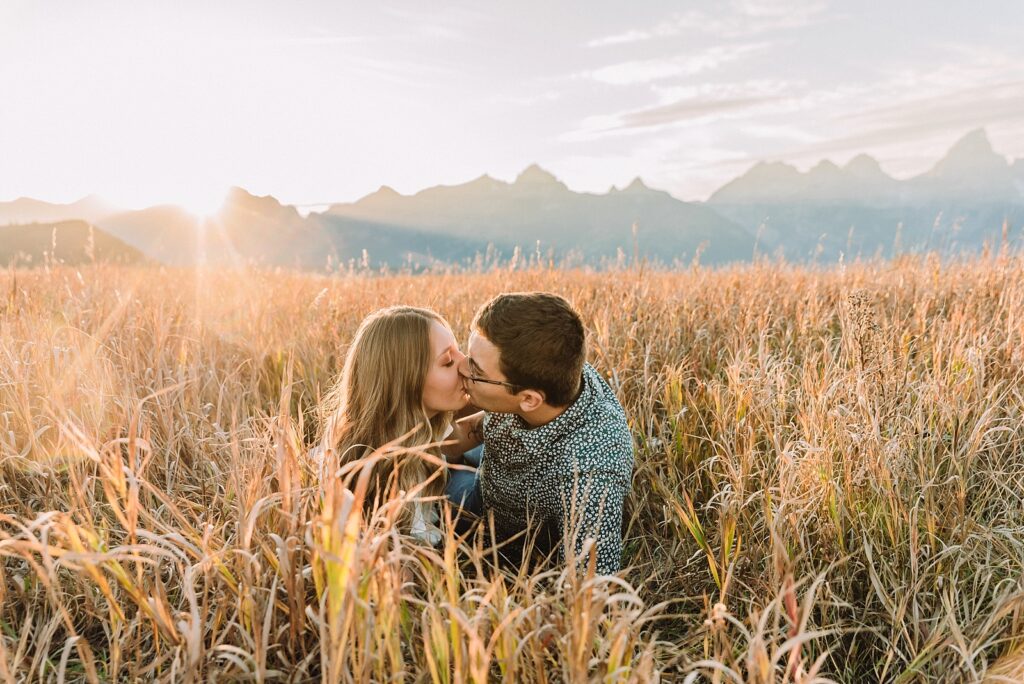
558, 380, 633, 478
582, 363, 624, 406
575, 365, 631, 441
576, 396, 630, 440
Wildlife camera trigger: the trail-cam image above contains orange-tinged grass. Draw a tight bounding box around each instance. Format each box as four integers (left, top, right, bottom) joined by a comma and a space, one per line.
0, 254, 1022, 682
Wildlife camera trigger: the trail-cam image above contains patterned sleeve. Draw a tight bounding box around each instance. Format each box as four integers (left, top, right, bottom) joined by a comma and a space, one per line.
557, 469, 626, 575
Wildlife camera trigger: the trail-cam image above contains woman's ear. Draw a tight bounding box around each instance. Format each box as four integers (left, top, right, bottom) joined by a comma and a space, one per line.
518, 389, 545, 412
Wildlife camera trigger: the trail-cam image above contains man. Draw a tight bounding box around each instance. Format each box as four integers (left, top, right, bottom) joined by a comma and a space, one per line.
443, 292, 634, 575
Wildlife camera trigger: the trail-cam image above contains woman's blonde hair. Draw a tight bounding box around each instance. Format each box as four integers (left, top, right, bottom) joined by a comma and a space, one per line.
319, 306, 452, 523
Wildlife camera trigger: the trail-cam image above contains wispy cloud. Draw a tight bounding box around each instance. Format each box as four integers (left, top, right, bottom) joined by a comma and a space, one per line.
561, 42, 1024, 195
735, 123, 820, 145
844, 80, 1024, 129
726, 74, 1024, 167
815, 81, 1024, 153
617, 95, 778, 129
564, 79, 796, 139
581, 43, 770, 85
586, 0, 827, 46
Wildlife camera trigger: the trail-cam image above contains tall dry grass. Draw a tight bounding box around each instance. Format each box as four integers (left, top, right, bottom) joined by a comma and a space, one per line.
0, 253, 1023, 682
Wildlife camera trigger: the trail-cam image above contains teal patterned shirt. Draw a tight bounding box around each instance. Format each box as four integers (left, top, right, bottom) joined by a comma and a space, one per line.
479, 363, 634, 574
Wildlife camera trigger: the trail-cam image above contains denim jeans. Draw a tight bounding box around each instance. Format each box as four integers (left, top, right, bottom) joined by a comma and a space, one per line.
445, 445, 483, 516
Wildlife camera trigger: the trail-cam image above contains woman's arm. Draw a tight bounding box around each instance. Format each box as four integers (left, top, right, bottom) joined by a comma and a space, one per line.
441, 410, 485, 463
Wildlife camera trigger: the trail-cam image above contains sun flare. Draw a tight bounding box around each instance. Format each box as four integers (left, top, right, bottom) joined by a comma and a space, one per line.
176, 187, 228, 219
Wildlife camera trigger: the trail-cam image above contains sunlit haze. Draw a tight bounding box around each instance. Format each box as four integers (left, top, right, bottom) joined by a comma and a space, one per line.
2, 0, 1023, 210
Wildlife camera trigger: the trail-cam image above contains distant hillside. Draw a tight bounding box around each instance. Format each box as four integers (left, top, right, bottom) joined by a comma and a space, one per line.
0, 221, 145, 267
324, 165, 755, 264
97, 205, 202, 266
96, 189, 494, 270
0, 195, 116, 226
709, 156, 902, 206
708, 129, 1024, 260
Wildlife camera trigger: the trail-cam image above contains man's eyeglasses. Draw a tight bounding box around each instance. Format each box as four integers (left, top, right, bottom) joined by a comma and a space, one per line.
460, 371, 519, 390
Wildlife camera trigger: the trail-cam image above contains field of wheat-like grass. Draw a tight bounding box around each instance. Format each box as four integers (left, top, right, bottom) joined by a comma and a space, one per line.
1, 255, 1023, 682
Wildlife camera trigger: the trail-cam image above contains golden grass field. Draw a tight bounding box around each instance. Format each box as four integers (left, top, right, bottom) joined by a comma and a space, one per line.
1, 255, 1023, 682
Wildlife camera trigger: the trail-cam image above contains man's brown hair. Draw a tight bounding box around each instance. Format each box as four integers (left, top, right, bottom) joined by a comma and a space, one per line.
472, 292, 585, 406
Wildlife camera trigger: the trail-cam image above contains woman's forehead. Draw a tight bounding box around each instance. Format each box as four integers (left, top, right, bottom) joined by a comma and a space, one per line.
429, 319, 456, 354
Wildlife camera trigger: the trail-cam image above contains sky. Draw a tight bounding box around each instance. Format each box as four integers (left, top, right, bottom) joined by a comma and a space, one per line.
2, 0, 1023, 212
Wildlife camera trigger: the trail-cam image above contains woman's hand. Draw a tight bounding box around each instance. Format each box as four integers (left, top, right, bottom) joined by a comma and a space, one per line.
441, 410, 485, 461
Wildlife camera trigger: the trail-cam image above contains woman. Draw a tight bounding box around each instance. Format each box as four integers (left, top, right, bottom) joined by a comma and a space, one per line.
318, 306, 470, 544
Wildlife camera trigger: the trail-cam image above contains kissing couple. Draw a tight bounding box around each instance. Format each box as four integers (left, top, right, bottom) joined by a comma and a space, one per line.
317, 292, 634, 575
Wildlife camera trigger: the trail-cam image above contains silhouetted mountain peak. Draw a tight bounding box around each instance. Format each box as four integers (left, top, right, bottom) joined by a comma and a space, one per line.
928, 128, 1007, 178
8, 194, 108, 209
707, 161, 802, 204
226, 186, 277, 207
466, 174, 507, 191
949, 128, 995, 156
844, 154, 887, 179
515, 164, 563, 187
0, 194, 118, 225
622, 177, 651, 193
359, 184, 403, 202
224, 187, 300, 222
807, 160, 843, 185
749, 161, 802, 180
810, 159, 840, 174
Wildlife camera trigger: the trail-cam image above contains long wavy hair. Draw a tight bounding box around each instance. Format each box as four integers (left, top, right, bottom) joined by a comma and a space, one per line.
318, 306, 453, 523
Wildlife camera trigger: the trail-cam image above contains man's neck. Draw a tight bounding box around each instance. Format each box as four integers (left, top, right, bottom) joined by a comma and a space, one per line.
519, 402, 569, 428
517, 378, 584, 428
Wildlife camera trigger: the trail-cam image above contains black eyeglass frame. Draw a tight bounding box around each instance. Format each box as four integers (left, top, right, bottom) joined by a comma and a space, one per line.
459, 371, 520, 391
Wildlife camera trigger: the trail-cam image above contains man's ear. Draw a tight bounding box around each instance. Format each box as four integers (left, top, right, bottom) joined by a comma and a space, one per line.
517, 389, 546, 412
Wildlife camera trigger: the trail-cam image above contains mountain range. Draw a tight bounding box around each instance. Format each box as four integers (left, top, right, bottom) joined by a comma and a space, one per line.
2, 128, 1021, 269
708, 129, 1024, 259
323, 165, 751, 264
